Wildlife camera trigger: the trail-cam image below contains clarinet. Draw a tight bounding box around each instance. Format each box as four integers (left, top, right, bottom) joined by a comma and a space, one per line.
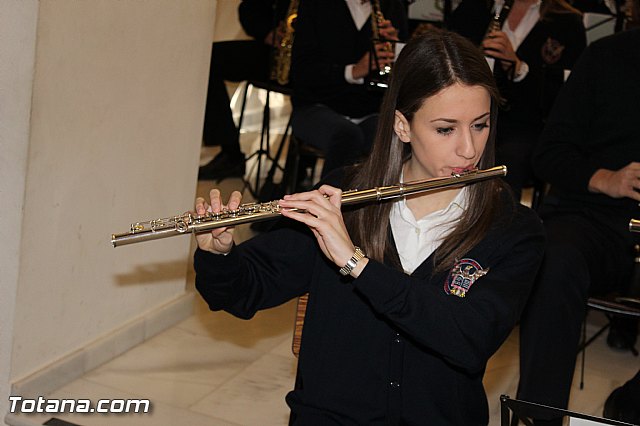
485, 0, 515, 39
367, 0, 394, 90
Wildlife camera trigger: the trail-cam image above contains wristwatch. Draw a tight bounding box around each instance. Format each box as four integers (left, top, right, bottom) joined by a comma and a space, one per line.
339, 246, 366, 276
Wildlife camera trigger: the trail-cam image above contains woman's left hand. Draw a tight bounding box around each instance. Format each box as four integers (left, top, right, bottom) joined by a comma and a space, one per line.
278, 185, 360, 272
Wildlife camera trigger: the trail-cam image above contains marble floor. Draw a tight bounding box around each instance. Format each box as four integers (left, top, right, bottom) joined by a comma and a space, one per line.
8, 89, 640, 426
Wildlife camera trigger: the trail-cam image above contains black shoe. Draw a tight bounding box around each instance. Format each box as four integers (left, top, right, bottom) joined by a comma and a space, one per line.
606, 317, 638, 352
603, 371, 640, 423
198, 152, 245, 181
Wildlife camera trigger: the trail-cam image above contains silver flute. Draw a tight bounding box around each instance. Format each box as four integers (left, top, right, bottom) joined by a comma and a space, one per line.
111, 165, 507, 247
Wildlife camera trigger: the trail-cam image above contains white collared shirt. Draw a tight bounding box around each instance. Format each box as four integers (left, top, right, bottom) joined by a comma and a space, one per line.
390, 186, 468, 274
495, 0, 541, 51
345, 0, 371, 30
344, 0, 372, 84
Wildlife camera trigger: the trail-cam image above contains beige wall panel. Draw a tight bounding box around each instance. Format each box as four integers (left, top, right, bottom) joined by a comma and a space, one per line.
0, 0, 40, 419
213, 0, 249, 41
11, 0, 215, 381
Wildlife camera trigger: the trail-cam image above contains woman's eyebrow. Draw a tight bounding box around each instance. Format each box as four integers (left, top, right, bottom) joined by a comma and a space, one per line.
430, 112, 490, 123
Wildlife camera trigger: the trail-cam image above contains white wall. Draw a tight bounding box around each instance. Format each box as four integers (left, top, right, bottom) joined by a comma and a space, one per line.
2, 0, 216, 410
213, 0, 249, 41
0, 0, 40, 419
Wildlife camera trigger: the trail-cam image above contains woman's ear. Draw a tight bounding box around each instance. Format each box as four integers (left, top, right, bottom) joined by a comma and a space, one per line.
394, 110, 411, 143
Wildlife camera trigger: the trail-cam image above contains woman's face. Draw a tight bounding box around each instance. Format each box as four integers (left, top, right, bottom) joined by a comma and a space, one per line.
394, 83, 491, 180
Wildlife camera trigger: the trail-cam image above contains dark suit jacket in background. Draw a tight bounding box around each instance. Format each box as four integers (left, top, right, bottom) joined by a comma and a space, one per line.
291, 0, 409, 119
450, 3, 586, 127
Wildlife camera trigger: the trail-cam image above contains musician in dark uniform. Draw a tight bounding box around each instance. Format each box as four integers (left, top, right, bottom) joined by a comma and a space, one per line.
516, 22, 640, 426
290, 0, 408, 179
193, 30, 545, 425
449, 0, 586, 200
198, 0, 290, 181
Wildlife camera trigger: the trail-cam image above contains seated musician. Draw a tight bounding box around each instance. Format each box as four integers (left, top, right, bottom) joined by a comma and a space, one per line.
515, 11, 640, 425
449, 0, 586, 201
198, 0, 290, 182
192, 30, 545, 425
290, 0, 408, 180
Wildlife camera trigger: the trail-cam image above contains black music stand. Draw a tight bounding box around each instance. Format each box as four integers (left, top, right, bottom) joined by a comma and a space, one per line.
586, 15, 617, 32
236, 0, 293, 200
235, 80, 292, 200
501, 395, 635, 426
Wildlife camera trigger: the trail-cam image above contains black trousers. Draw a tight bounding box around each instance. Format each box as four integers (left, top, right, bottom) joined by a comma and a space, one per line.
291, 104, 378, 178
495, 120, 542, 202
516, 202, 636, 423
202, 40, 271, 155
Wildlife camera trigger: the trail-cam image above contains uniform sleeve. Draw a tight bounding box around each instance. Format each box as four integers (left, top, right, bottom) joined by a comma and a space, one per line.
194, 223, 318, 319
533, 43, 601, 193
238, 0, 277, 42
448, 0, 491, 45
291, 0, 408, 89
353, 208, 545, 374
557, 14, 587, 68
537, 14, 587, 119
385, 0, 409, 41
291, 0, 345, 88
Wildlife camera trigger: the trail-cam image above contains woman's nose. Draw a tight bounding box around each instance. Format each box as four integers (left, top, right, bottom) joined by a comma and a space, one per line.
456, 130, 476, 159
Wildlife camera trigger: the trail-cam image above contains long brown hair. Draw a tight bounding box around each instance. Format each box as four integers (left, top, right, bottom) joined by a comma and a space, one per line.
540, 0, 582, 18
343, 29, 509, 273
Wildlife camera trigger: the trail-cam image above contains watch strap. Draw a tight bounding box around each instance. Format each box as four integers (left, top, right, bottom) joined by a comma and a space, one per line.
339, 246, 366, 276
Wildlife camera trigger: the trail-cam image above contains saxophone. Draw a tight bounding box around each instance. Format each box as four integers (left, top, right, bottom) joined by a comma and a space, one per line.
270, 0, 299, 85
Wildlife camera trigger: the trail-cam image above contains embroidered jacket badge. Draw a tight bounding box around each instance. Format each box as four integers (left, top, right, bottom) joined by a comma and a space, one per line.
444, 258, 489, 298
541, 37, 565, 65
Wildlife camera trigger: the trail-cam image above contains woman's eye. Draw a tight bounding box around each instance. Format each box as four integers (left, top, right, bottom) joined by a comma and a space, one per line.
473, 122, 490, 131
436, 127, 454, 135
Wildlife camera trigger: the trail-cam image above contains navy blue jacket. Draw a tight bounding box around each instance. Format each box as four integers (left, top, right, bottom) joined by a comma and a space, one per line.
194, 182, 545, 425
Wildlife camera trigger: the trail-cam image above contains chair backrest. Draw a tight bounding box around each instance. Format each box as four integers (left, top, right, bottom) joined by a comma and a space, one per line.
587, 296, 640, 318
291, 293, 308, 357
500, 395, 631, 425
584, 12, 616, 45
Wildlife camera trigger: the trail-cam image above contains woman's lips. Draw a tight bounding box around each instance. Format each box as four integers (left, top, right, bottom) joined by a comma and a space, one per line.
450, 166, 474, 174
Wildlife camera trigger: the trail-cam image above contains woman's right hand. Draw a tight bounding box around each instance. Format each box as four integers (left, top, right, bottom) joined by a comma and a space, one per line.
482, 30, 521, 73
194, 189, 243, 254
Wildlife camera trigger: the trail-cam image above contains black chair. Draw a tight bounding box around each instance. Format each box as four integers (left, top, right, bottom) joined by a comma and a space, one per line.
248, 135, 325, 233
527, 178, 547, 212
236, 79, 294, 200
282, 136, 325, 194
577, 244, 640, 389
501, 394, 632, 426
